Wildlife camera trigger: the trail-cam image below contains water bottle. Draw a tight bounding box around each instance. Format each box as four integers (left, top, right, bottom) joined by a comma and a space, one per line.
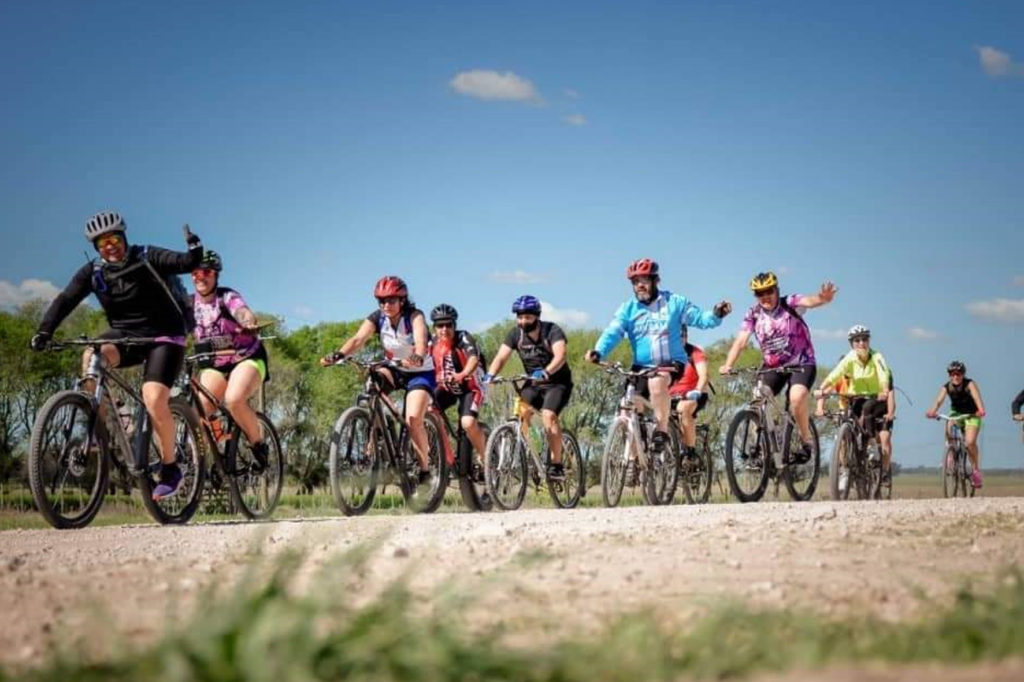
117, 400, 134, 436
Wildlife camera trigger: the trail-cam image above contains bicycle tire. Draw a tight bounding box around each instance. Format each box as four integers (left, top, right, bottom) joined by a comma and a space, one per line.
484, 422, 528, 510
829, 423, 854, 501
724, 408, 769, 503
649, 424, 680, 505
28, 390, 110, 530
405, 409, 449, 514
329, 406, 379, 516
681, 427, 713, 504
941, 446, 957, 499
783, 419, 820, 502
961, 450, 976, 499
601, 419, 630, 507
457, 422, 492, 512
138, 396, 207, 525
226, 412, 285, 520
547, 430, 584, 509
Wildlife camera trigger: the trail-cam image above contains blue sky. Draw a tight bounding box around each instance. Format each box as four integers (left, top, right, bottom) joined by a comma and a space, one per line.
1, 0, 1023, 467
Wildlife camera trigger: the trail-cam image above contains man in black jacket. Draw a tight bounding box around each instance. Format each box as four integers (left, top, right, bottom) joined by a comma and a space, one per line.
30, 211, 204, 500
1013, 386, 1024, 449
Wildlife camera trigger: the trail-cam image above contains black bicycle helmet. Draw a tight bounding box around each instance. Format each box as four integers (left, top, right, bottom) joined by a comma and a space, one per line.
430, 303, 458, 323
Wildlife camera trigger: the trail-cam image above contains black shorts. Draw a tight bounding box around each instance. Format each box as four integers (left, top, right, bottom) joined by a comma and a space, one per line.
435, 388, 483, 418
519, 382, 573, 415
632, 363, 685, 400
762, 364, 817, 396
99, 329, 184, 388
672, 392, 709, 418
851, 397, 888, 435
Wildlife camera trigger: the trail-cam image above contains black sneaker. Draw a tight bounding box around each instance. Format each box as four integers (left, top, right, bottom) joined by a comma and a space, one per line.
793, 441, 813, 465
472, 457, 485, 483
417, 469, 432, 487
650, 430, 670, 454
249, 442, 269, 474
680, 446, 699, 470
546, 461, 565, 480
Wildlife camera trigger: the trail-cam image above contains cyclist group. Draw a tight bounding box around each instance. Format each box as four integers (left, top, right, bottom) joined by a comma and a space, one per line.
31, 211, 997, 505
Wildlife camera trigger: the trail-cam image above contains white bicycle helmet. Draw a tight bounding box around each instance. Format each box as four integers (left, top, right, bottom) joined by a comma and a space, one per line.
847, 324, 870, 341
84, 211, 126, 242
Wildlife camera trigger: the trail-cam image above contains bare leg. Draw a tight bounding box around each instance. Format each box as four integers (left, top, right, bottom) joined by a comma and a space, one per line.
142, 382, 175, 465
677, 400, 698, 448
461, 415, 486, 459
541, 409, 562, 463
964, 426, 980, 471
649, 374, 671, 433
789, 384, 812, 443
223, 364, 263, 443
197, 369, 227, 419
405, 389, 432, 470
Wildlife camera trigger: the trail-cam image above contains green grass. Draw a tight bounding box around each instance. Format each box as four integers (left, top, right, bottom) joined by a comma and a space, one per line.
10, 549, 1024, 682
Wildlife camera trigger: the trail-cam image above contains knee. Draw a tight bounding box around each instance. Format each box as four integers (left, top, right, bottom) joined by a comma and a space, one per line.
406, 412, 423, 428
460, 416, 478, 432
223, 394, 248, 412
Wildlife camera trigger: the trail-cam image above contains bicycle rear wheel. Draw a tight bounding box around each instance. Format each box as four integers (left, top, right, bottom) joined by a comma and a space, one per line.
547, 431, 584, 509
227, 412, 284, 520
601, 419, 630, 507
647, 424, 680, 505
724, 409, 769, 503
329, 406, 379, 516
783, 419, 820, 502
681, 426, 713, 504
28, 391, 110, 529
485, 422, 528, 510
138, 396, 206, 525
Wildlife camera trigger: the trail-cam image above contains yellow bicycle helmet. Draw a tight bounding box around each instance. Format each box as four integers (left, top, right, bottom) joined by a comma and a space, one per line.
749, 271, 778, 292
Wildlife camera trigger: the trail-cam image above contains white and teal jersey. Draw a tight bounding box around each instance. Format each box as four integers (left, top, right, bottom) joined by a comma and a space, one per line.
594, 290, 721, 366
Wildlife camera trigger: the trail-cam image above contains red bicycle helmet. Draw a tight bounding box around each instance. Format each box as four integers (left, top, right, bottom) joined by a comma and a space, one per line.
374, 275, 408, 299
626, 258, 659, 280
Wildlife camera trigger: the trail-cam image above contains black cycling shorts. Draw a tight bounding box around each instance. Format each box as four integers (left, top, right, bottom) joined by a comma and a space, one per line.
762, 364, 817, 396
519, 382, 573, 415
851, 397, 889, 436
673, 392, 709, 418
99, 329, 184, 388
632, 363, 684, 401
435, 388, 483, 418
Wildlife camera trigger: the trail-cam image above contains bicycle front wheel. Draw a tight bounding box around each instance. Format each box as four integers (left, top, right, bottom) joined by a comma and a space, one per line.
457, 422, 492, 512
829, 423, 854, 501
227, 412, 285, 520
28, 391, 110, 529
681, 427, 713, 504
485, 422, 528, 510
404, 409, 449, 514
783, 419, 820, 502
601, 419, 630, 507
724, 409, 769, 503
138, 396, 206, 525
329, 406, 379, 516
547, 431, 584, 509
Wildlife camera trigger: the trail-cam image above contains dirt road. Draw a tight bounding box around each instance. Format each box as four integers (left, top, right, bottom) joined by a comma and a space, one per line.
2, 497, 1023, 674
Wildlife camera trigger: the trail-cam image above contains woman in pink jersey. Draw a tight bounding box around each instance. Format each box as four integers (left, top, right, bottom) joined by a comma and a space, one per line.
720, 271, 837, 463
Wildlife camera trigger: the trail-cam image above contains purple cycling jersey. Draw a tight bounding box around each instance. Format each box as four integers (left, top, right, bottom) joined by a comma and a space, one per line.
193, 288, 261, 368
740, 294, 815, 368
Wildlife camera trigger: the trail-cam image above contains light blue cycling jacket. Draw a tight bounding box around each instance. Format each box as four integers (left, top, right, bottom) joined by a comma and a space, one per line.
594, 290, 721, 366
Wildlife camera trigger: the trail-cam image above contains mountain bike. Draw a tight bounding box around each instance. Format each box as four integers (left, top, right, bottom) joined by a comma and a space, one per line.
432, 405, 493, 511
722, 367, 821, 503
669, 395, 714, 504
327, 357, 447, 515
819, 395, 887, 501
178, 344, 284, 519
483, 375, 584, 510
28, 337, 205, 529
934, 414, 975, 499
597, 363, 680, 507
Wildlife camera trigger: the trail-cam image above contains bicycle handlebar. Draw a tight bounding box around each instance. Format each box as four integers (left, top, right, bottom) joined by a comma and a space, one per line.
49, 336, 170, 350
595, 361, 663, 378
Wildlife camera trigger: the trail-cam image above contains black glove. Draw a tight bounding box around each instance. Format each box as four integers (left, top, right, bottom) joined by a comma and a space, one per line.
183, 224, 201, 248
29, 331, 51, 351
713, 301, 732, 318
585, 350, 601, 363
322, 350, 345, 365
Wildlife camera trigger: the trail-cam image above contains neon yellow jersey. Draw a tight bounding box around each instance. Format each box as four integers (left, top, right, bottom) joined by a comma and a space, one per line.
822, 349, 891, 397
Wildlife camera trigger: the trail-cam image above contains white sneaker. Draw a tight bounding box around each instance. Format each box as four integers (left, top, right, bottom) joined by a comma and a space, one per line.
838, 470, 849, 495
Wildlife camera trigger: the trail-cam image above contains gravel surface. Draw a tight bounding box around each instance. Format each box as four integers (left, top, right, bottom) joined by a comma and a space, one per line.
2, 497, 1023, 676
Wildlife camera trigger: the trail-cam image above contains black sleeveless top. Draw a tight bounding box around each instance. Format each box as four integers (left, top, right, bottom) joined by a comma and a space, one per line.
945, 378, 978, 414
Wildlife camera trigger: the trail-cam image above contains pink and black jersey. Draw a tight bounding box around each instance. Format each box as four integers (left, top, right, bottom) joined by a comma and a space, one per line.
192, 287, 263, 368
740, 294, 815, 368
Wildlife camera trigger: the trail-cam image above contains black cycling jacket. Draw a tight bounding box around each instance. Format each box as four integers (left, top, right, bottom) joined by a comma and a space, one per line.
1012, 387, 1024, 416
38, 242, 203, 338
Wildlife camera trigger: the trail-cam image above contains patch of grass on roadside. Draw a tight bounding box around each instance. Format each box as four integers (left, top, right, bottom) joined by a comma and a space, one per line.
11, 546, 1024, 682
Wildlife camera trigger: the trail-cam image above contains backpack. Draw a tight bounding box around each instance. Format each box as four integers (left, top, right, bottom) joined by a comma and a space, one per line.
92, 245, 195, 335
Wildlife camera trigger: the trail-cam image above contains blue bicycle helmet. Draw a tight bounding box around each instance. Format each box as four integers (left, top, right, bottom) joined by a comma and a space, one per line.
511, 295, 542, 315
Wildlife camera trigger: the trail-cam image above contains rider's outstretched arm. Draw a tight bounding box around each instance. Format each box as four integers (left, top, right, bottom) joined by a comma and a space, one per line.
36, 264, 93, 337
720, 330, 752, 373
925, 386, 948, 416
593, 303, 629, 360
338, 319, 377, 357
1012, 388, 1024, 418
679, 297, 723, 330
486, 344, 514, 377
968, 381, 986, 416
797, 281, 838, 309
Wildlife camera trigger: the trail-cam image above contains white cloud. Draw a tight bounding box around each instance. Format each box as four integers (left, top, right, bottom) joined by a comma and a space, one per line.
976, 45, 1024, 78
0, 279, 61, 309
813, 328, 848, 340
489, 270, 548, 284
563, 114, 587, 126
907, 326, 940, 341
539, 300, 589, 328
1012, 275, 1024, 287
450, 70, 543, 103
965, 298, 1024, 324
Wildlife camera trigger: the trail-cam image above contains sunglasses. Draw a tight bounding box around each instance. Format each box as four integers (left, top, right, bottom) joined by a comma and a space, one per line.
851, 336, 870, 343
192, 268, 216, 278
948, 371, 964, 377
631, 276, 654, 286
378, 297, 403, 306
434, 321, 454, 330
95, 234, 122, 249
754, 288, 777, 299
